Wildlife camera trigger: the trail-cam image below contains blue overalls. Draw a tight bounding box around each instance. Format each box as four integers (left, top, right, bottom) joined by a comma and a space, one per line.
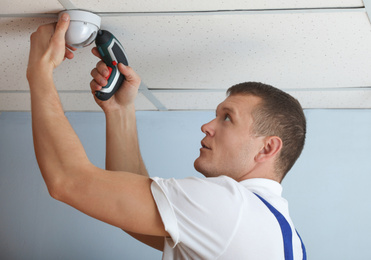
254, 193, 307, 260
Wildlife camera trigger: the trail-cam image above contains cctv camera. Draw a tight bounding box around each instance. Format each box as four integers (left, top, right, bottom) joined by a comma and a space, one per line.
58, 10, 101, 48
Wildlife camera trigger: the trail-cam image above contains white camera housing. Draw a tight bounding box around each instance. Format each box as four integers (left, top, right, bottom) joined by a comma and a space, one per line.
58, 10, 101, 48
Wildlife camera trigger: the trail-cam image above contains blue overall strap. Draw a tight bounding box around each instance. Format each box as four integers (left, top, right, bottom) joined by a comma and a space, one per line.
254, 193, 307, 260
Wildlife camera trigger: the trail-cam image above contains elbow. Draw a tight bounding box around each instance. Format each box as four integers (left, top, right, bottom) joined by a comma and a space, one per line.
35, 159, 71, 201
48, 185, 62, 201
41, 164, 91, 203
43, 162, 95, 205
34, 147, 93, 202
42, 172, 66, 201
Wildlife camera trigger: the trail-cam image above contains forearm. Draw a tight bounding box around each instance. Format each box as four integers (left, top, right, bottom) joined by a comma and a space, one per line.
29, 71, 90, 194
105, 106, 148, 176
104, 107, 165, 247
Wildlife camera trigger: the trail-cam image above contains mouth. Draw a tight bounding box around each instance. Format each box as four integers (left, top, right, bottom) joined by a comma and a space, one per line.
201, 141, 211, 150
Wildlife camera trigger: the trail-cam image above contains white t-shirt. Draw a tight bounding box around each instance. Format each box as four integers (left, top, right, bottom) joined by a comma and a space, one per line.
150, 176, 305, 260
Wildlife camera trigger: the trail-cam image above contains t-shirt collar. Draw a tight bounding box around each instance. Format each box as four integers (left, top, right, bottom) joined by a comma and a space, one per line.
239, 178, 283, 197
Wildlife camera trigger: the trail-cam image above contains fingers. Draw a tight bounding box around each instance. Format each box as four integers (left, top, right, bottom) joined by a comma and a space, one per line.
97, 61, 110, 77
91, 47, 103, 59
94, 61, 110, 79
30, 13, 75, 69
90, 78, 103, 93
67, 44, 77, 52
90, 60, 141, 96
28, 20, 71, 72
91, 68, 107, 88
90, 61, 110, 91
31, 23, 54, 51
64, 47, 75, 60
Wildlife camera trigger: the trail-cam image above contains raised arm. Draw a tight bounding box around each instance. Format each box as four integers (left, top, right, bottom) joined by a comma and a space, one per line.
89, 48, 147, 176
26, 14, 167, 239
89, 42, 165, 251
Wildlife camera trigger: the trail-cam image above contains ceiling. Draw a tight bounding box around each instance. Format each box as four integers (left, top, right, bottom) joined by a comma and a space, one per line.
1, 0, 371, 111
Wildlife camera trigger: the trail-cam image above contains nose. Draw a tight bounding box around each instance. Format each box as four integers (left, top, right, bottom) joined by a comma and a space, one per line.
201, 119, 216, 136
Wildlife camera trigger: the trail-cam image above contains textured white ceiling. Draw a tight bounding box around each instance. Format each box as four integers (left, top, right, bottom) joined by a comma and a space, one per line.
0, 0, 63, 14
0, 0, 370, 111
73, 0, 365, 12
0, 0, 365, 14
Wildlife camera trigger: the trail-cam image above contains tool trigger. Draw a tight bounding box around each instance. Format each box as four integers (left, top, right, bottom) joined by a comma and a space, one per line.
105, 67, 113, 80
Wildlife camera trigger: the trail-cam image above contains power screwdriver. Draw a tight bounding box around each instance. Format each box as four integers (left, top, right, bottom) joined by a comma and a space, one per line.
94, 30, 129, 101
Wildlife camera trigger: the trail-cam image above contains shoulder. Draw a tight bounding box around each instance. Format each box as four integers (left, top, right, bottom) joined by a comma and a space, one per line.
150, 175, 247, 215
151, 175, 243, 196
151, 175, 240, 186
150, 176, 248, 255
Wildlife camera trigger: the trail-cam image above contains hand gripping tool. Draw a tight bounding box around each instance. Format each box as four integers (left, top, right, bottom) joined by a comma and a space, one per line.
94, 30, 129, 101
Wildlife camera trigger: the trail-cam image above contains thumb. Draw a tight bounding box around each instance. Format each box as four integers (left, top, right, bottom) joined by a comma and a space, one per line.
53, 13, 70, 43
47, 13, 71, 68
118, 63, 141, 86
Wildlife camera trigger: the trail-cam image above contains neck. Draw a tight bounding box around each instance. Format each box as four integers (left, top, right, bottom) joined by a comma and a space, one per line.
236, 164, 280, 183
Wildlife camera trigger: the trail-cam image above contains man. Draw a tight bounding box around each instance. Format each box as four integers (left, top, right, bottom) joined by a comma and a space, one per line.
27, 14, 306, 259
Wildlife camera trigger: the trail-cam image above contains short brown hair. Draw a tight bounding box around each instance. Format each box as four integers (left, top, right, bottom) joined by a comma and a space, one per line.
227, 82, 306, 180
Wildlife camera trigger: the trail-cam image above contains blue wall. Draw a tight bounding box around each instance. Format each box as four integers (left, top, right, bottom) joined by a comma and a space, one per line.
1, 110, 370, 259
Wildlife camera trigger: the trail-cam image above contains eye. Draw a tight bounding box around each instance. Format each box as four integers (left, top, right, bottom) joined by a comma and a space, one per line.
224, 114, 231, 122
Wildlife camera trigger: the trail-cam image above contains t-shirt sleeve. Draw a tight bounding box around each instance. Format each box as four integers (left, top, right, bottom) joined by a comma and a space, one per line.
150, 176, 245, 258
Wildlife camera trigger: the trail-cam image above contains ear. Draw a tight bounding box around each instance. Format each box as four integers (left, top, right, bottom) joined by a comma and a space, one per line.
255, 136, 282, 163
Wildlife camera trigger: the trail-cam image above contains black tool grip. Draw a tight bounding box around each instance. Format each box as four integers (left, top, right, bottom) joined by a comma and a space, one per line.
95, 74, 124, 101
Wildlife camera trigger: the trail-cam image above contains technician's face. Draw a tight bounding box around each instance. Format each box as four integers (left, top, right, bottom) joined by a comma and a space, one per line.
194, 95, 263, 181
